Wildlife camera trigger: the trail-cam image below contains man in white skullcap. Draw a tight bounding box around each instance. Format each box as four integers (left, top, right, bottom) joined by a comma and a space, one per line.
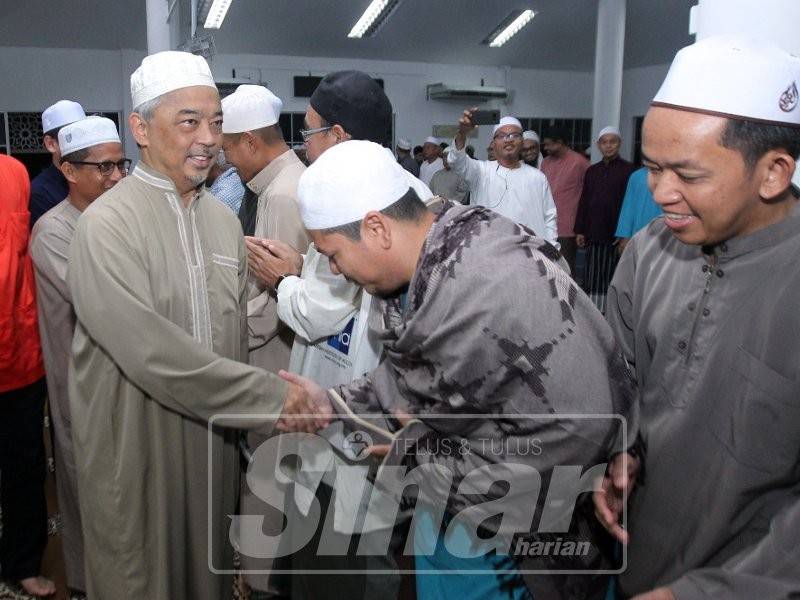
29, 116, 126, 596
574, 126, 636, 312
450, 111, 558, 247
284, 139, 636, 600
29, 99, 86, 226
595, 36, 800, 599
220, 83, 310, 599
521, 130, 541, 168
66, 51, 321, 600
418, 135, 444, 185
396, 136, 419, 177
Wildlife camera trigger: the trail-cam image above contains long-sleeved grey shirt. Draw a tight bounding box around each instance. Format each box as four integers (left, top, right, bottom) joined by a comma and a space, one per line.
607, 207, 800, 599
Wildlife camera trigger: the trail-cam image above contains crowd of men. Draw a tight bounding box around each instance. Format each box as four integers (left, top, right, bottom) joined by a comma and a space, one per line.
1, 32, 798, 600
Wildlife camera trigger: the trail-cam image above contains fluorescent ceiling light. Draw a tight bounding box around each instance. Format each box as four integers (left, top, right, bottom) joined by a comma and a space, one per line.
202, 0, 233, 29
348, 0, 401, 38
482, 9, 536, 48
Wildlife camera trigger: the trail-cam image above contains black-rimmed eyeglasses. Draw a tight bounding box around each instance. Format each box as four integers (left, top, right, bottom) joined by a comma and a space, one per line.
70, 159, 132, 176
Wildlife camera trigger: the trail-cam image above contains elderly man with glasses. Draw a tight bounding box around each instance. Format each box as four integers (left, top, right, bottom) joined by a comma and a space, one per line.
448, 110, 558, 247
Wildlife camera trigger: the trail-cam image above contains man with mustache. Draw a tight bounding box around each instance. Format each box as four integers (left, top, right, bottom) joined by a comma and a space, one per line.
448, 112, 558, 247
66, 51, 322, 600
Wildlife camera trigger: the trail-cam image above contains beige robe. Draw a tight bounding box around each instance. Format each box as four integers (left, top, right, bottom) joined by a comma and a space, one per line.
240, 149, 309, 592
245, 149, 309, 374
29, 198, 85, 591
67, 163, 288, 600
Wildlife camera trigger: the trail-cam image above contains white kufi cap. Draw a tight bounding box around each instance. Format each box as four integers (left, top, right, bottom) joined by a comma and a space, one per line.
423, 136, 439, 146
492, 116, 523, 135
221, 85, 282, 133
42, 100, 85, 134
522, 130, 539, 142
58, 116, 121, 156
397, 137, 411, 150
653, 35, 800, 127
131, 51, 217, 110
298, 140, 411, 230
597, 126, 621, 141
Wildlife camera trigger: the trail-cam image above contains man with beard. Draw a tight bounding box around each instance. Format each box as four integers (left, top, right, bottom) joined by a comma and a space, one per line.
419, 136, 444, 186
448, 112, 558, 247
66, 50, 321, 600
574, 126, 635, 312
521, 130, 541, 168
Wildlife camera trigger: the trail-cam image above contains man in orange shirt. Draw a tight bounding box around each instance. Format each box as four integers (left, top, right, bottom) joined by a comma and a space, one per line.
0, 153, 54, 597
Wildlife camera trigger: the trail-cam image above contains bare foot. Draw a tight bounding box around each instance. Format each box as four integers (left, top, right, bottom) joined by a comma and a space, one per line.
20, 575, 56, 597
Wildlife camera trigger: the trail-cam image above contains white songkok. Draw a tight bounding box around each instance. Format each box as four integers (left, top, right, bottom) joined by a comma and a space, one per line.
597, 126, 621, 141
221, 85, 282, 133
42, 100, 85, 134
58, 116, 121, 156
653, 35, 800, 188
298, 140, 411, 230
492, 116, 523, 135
522, 130, 539, 143
131, 51, 217, 110
397, 137, 412, 151
653, 35, 800, 126
423, 136, 439, 146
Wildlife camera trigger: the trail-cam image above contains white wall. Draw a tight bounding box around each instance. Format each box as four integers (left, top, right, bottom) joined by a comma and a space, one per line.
210, 53, 595, 157
618, 63, 670, 161
0, 45, 667, 162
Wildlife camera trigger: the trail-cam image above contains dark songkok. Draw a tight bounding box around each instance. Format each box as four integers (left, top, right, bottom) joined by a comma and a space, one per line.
309, 70, 392, 145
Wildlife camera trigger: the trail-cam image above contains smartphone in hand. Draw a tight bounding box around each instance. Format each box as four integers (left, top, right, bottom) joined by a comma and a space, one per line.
471, 109, 500, 126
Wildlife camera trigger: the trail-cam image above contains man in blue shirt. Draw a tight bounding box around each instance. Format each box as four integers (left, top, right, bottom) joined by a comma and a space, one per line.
29, 100, 86, 226
614, 167, 662, 253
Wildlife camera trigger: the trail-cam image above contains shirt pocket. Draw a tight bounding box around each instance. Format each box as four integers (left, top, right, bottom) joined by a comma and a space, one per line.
207, 252, 239, 316
710, 346, 800, 474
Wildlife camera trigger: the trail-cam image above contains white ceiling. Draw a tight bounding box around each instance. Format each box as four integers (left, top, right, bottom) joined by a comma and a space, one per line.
1, 0, 696, 70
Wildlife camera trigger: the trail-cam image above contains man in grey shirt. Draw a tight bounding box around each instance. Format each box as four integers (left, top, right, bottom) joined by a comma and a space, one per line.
595, 36, 800, 599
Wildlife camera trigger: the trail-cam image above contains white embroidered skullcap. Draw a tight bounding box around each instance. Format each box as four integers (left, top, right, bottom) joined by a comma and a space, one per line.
221, 85, 282, 133
42, 100, 85, 134
298, 140, 411, 230
396, 137, 412, 150
423, 136, 439, 146
653, 35, 800, 189
522, 130, 539, 142
492, 116, 523, 135
58, 116, 121, 156
131, 51, 217, 110
597, 126, 621, 141
653, 35, 800, 127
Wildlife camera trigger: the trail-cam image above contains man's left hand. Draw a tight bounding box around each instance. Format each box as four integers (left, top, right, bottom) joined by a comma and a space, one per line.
631, 587, 675, 600
245, 237, 302, 289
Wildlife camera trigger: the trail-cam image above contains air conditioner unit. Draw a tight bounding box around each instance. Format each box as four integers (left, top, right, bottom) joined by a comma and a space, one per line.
426, 83, 508, 102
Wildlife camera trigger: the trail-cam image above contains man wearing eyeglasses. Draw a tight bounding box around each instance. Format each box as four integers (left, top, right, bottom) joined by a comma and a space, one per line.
28, 115, 126, 596
448, 111, 559, 248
